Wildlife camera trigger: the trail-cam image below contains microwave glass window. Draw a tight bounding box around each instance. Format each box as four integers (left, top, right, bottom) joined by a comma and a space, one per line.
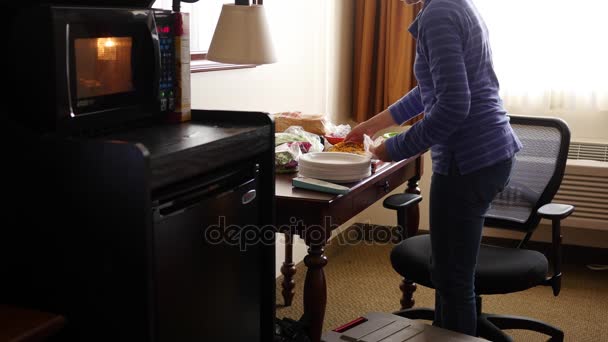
74, 37, 134, 100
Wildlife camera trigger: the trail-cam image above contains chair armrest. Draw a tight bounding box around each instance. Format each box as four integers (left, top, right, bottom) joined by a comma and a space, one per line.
536, 203, 574, 297
537, 203, 575, 220
383, 193, 423, 210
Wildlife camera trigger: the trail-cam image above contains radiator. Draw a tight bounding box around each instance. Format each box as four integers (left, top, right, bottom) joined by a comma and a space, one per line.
552, 142, 608, 231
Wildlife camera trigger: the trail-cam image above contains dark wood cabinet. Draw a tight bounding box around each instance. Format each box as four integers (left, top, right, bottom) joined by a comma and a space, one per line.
1, 110, 276, 341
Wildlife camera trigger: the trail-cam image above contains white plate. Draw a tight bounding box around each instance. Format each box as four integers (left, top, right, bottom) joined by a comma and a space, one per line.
298, 152, 372, 183
299, 152, 371, 168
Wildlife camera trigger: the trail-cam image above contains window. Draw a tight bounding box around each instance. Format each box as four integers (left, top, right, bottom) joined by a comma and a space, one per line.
152, 0, 255, 72
474, 0, 608, 115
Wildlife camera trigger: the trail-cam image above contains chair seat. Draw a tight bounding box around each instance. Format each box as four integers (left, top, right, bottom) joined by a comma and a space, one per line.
390, 235, 549, 295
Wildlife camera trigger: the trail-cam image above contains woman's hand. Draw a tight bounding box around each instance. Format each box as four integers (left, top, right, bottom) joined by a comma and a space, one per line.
344, 120, 377, 143
370, 141, 392, 162
345, 109, 398, 143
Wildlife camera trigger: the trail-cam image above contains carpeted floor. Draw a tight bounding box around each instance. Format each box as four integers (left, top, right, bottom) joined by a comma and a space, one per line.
275, 238, 608, 341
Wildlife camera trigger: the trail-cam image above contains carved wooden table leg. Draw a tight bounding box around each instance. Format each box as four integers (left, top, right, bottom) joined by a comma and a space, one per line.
303, 224, 329, 342
400, 175, 421, 309
280, 231, 296, 307
303, 243, 328, 342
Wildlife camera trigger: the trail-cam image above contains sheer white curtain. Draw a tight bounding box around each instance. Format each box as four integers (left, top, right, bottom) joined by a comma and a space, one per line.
152, 0, 227, 52
474, 0, 608, 115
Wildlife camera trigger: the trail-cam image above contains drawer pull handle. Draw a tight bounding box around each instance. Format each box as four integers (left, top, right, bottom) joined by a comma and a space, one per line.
378, 180, 390, 193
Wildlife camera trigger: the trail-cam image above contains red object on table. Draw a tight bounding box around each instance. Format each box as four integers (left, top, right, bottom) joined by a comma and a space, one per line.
324, 136, 345, 145
332, 316, 368, 333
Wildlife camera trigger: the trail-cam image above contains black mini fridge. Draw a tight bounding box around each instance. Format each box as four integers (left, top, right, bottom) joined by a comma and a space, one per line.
152, 164, 267, 341
1, 110, 276, 342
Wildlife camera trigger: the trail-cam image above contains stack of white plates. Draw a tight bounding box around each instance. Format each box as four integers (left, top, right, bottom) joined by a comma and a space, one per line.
298, 152, 372, 183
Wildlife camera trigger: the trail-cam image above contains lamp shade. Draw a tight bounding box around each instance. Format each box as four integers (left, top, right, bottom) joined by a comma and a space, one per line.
206, 4, 277, 65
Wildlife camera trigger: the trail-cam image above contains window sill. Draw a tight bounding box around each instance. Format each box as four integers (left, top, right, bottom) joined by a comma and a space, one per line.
191, 52, 256, 73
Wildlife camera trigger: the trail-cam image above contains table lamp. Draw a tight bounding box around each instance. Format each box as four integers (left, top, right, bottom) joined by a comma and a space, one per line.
172, 0, 277, 65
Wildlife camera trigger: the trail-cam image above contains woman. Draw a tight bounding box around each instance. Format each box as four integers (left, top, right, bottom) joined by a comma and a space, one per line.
345, 0, 522, 336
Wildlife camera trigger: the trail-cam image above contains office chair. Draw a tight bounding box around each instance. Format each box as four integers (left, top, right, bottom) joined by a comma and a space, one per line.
383, 115, 574, 342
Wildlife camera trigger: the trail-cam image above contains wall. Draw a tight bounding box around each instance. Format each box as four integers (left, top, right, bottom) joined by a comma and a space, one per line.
191, 0, 352, 124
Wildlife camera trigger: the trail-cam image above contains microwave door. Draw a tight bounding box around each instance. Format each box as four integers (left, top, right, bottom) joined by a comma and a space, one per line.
64, 9, 157, 119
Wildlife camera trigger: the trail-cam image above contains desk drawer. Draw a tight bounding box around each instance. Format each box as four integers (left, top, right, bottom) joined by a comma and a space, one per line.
352, 166, 413, 213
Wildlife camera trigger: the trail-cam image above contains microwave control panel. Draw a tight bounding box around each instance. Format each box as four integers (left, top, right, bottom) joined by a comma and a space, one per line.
154, 10, 176, 113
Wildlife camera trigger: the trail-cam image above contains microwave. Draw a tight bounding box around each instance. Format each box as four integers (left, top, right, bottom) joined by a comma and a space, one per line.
7, 5, 178, 135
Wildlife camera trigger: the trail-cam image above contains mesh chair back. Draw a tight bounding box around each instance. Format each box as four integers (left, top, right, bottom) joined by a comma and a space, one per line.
485, 115, 571, 232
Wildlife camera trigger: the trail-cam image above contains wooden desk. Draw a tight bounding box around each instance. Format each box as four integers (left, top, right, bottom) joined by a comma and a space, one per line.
276, 155, 424, 342
0, 305, 65, 342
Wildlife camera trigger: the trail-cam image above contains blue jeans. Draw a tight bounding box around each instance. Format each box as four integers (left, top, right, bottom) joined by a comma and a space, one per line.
429, 157, 513, 336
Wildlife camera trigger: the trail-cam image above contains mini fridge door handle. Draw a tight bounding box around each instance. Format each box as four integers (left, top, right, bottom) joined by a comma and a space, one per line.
153, 178, 256, 221
242, 189, 257, 205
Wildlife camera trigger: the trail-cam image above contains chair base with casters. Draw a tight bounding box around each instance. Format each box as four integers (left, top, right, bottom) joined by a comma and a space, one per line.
384, 192, 573, 342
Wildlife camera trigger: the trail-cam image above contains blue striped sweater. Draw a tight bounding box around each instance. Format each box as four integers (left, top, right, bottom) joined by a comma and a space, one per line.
385, 0, 522, 175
